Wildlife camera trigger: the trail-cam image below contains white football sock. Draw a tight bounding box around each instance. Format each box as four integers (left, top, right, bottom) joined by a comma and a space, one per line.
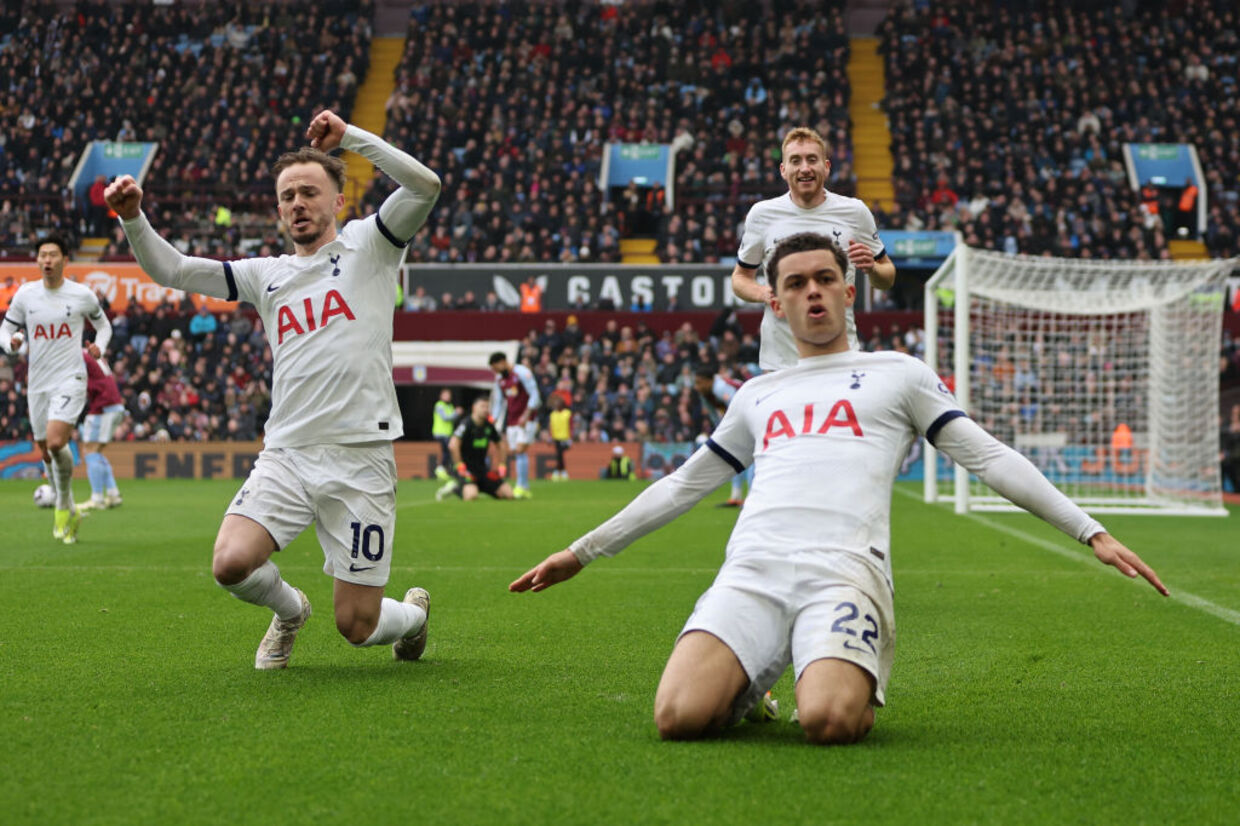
222, 561, 304, 621
52, 446, 75, 511
43, 459, 58, 497
355, 597, 426, 647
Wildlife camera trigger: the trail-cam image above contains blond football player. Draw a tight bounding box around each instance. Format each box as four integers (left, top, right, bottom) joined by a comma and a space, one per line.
732, 127, 896, 370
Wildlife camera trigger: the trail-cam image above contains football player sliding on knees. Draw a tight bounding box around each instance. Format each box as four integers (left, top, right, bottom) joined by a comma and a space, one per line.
511, 231, 1167, 746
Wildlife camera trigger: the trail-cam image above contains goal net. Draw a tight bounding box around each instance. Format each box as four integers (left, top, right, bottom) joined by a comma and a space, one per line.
923, 243, 1232, 516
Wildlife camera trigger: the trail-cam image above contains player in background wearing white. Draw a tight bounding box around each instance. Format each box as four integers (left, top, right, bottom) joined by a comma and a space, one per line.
489, 351, 540, 499
732, 127, 896, 370
693, 366, 751, 507
105, 109, 441, 669
513, 232, 1167, 745
81, 348, 124, 509
0, 236, 112, 543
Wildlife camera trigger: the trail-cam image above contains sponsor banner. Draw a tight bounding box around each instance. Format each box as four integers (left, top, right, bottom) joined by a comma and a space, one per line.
0, 263, 236, 313
405, 264, 743, 312
1127, 142, 1195, 187
0, 440, 79, 480
604, 142, 673, 188
0, 440, 642, 482
877, 230, 957, 267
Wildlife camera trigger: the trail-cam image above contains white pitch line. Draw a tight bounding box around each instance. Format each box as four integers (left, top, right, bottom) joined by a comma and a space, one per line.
896, 488, 1240, 626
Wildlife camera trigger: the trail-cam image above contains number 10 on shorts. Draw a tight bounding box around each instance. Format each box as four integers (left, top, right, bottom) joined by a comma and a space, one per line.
349, 522, 385, 562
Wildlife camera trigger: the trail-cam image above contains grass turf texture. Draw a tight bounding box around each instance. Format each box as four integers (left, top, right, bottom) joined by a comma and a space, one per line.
1, 478, 1236, 825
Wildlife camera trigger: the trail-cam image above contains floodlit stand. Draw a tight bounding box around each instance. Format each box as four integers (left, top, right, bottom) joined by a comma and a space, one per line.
924, 239, 1233, 516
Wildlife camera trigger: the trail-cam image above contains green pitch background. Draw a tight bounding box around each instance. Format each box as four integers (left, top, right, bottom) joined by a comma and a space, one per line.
1, 479, 1236, 825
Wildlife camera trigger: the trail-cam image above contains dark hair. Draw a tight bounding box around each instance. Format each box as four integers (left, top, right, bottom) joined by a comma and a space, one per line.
767, 232, 849, 292
37, 234, 70, 257
693, 366, 715, 380
488, 351, 508, 365
271, 147, 347, 192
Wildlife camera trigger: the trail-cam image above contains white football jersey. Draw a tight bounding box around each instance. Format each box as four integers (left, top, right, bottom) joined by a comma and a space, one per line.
168, 215, 406, 448
4, 279, 106, 393
705, 350, 963, 587
737, 191, 886, 370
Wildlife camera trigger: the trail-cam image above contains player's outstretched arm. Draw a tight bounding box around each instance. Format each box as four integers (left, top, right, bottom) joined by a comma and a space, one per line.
106, 176, 235, 299
509, 550, 583, 592
510, 446, 737, 596
1088, 532, 1168, 595
935, 416, 1168, 595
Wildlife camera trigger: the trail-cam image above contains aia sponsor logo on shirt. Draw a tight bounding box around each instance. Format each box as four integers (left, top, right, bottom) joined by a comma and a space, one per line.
762, 400, 863, 450
275, 289, 356, 344
33, 322, 74, 340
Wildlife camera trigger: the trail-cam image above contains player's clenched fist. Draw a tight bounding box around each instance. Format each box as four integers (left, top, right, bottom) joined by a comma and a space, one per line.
306, 110, 347, 152
103, 175, 143, 221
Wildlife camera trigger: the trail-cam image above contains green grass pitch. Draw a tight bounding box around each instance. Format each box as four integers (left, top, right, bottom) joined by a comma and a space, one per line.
1, 478, 1236, 825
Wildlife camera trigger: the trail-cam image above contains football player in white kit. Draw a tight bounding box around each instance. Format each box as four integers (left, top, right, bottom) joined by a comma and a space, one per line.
105, 110, 440, 669
512, 232, 1167, 745
0, 235, 112, 543
732, 127, 896, 370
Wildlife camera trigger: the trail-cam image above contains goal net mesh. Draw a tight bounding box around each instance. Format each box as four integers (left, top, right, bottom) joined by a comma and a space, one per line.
925, 247, 1232, 515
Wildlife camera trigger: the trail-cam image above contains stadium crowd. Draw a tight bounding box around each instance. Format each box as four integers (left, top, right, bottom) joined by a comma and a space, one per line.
0, 295, 274, 444
366, 0, 853, 266
3, 0, 1238, 265
4, 297, 1235, 482
0, 0, 371, 258
877, 0, 1240, 260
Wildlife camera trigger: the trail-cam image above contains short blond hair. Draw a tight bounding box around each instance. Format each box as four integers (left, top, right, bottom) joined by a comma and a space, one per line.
781, 127, 828, 157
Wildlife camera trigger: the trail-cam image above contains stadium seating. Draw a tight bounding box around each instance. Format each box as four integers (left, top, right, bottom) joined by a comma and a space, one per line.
876, 1, 1240, 260
0, 0, 371, 258
377, 1, 854, 265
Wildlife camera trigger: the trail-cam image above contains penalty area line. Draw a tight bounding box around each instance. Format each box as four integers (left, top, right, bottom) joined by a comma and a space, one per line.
895, 488, 1240, 627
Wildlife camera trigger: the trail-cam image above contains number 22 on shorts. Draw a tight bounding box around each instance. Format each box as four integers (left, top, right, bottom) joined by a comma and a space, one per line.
831, 601, 878, 654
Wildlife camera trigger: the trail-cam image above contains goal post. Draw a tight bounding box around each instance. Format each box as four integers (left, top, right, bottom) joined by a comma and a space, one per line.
923, 240, 1233, 516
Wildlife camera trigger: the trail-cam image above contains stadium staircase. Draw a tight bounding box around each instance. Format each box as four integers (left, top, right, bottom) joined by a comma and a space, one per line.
341, 36, 406, 217
1168, 239, 1209, 260
77, 237, 107, 262
621, 238, 660, 264
847, 37, 895, 212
